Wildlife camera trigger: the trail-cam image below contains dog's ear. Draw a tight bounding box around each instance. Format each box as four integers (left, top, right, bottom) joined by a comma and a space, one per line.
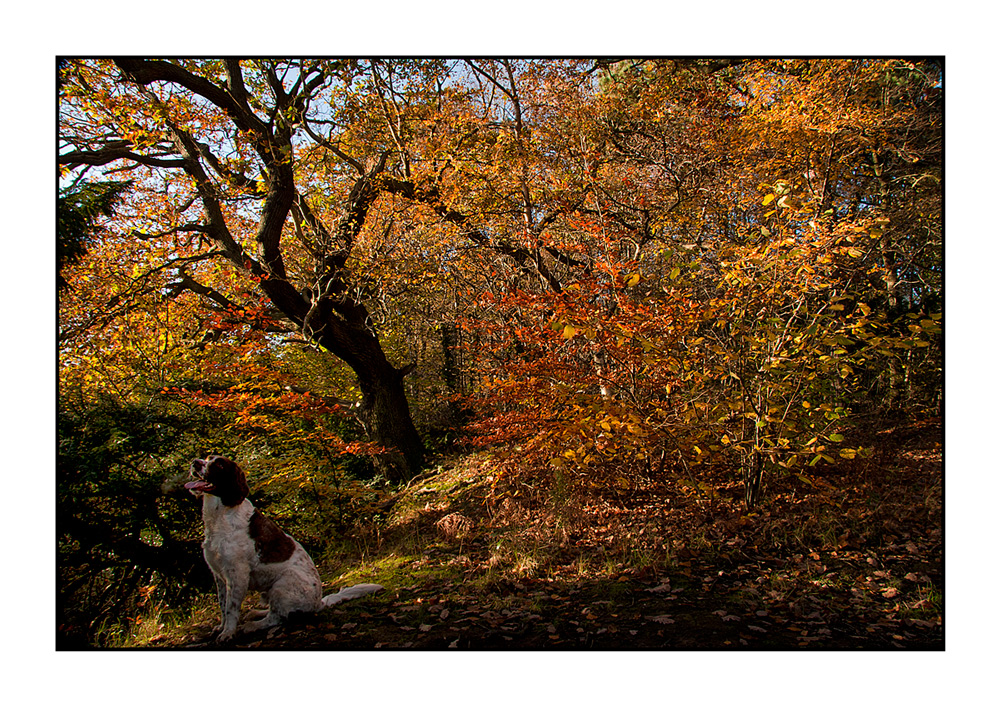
213, 456, 250, 506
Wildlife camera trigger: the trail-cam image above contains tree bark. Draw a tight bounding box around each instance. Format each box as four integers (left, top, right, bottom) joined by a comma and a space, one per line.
356, 366, 424, 480
440, 322, 461, 393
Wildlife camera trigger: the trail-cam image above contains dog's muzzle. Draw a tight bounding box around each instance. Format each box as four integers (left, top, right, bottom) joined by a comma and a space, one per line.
184, 458, 213, 495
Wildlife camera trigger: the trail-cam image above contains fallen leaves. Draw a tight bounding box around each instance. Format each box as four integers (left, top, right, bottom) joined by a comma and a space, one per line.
645, 580, 672, 593
165, 419, 941, 652
713, 610, 741, 622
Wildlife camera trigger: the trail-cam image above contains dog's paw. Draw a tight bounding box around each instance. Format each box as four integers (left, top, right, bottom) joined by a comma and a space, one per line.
206, 623, 224, 638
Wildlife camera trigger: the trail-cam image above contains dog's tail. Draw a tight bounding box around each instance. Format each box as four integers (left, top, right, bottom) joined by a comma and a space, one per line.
321, 583, 384, 609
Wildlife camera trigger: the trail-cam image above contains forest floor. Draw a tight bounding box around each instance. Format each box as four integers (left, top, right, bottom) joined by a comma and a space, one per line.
144, 416, 943, 651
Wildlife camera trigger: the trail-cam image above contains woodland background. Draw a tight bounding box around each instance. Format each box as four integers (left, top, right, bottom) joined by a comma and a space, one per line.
56, 58, 942, 651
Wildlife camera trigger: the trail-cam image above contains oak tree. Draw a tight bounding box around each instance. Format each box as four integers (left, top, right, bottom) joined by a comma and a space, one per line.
60, 59, 438, 478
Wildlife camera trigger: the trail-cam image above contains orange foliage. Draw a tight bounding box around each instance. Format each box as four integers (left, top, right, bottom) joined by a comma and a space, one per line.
59, 59, 941, 503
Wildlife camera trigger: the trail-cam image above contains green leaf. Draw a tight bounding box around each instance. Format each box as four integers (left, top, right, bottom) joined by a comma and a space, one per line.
828, 433, 844, 442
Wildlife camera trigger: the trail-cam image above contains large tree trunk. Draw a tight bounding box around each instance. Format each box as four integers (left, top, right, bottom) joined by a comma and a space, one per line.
309, 294, 426, 480
356, 367, 425, 480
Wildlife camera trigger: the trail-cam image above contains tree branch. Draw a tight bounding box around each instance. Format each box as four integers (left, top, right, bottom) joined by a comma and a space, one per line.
300, 118, 366, 175
162, 121, 251, 267
193, 140, 259, 191
130, 222, 209, 241
113, 60, 308, 322
59, 140, 185, 169
170, 268, 241, 310
115, 59, 268, 137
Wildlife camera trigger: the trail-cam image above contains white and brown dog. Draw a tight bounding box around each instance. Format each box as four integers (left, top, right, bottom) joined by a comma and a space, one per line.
185, 454, 382, 642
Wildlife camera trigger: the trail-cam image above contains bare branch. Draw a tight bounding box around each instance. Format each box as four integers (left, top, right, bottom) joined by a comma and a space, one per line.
465, 60, 516, 102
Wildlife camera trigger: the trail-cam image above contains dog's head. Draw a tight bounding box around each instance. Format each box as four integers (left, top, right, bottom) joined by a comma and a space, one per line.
185, 455, 250, 507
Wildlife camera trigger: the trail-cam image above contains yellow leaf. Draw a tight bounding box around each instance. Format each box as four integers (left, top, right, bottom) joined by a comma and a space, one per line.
762, 193, 775, 206
562, 325, 577, 339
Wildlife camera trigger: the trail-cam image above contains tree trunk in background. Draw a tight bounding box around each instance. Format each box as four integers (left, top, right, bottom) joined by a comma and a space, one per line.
440, 322, 461, 394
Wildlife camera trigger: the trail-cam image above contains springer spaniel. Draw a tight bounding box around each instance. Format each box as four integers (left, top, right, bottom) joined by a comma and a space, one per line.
185, 454, 382, 642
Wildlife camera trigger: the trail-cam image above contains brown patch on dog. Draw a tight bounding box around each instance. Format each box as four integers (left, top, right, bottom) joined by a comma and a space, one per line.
249, 510, 296, 564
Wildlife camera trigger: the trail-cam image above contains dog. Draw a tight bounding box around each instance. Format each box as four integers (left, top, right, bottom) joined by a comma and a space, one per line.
185, 454, 382, 642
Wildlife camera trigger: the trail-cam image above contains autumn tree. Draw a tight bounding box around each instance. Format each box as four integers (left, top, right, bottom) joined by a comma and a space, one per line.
451, 59, 942, 507
59, 59, 446, 478
59, 57, 941, 505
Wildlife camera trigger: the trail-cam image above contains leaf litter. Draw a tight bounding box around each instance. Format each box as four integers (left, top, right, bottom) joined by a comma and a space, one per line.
165, 419, 941, 650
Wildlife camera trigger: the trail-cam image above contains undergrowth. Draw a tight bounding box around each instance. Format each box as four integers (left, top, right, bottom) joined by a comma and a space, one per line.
111, 416, 942, 649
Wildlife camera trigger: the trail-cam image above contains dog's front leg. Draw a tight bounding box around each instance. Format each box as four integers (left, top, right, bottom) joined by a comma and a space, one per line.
210, 573, 228, 638
216, 569, 249, 642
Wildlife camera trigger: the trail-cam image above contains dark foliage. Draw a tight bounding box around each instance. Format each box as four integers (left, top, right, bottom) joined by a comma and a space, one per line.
56, 391, 214, 647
